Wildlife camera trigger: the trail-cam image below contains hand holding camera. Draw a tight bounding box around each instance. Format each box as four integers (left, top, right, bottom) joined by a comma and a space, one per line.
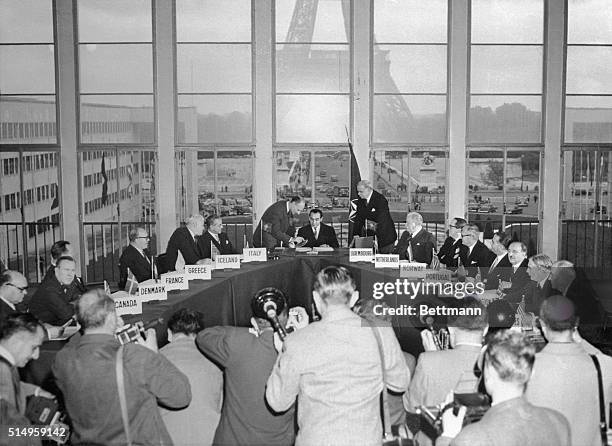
286, 306, 309, 332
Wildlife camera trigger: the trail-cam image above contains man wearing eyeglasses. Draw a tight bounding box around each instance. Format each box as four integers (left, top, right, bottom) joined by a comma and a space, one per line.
118, 227, 154, 290
0, 270, 29, 322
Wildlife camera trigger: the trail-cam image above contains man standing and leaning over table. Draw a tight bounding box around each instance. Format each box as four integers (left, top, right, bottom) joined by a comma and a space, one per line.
253, 196, 306, 249
353, 180, 397, 253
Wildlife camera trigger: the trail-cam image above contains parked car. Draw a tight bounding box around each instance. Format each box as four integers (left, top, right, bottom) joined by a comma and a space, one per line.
478, 204, 498, 213
508, 205, 523, 214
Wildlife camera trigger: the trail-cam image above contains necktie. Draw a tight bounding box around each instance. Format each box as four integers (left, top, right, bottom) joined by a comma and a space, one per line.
314, 227, 319, 240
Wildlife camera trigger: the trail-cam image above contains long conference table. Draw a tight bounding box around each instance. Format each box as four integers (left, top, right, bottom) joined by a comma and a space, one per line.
24, 249, 440, 388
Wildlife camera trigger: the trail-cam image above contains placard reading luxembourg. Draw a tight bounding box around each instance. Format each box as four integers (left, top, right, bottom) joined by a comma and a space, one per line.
215, 254, 241, 269
399, 262, 428, 278
349, 248, 374, 262
113, 292, 142, 316
161, 272, 189, 291
243, 248, 267, 262
185, 264, 212, 280
138, 281, 168, 303
374, 254, 400, 269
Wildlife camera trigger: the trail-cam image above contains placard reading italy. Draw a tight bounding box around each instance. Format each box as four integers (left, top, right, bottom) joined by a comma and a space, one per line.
243, 248, 267, 262
138, 281, 168, 302
185, 264, 212, 280
374, 254, 400, 269
399, 262, 428, 278
113, 293, 142, 316
349, 248, 373, 262
161, 272, 189, 291
216, 254, 241, 269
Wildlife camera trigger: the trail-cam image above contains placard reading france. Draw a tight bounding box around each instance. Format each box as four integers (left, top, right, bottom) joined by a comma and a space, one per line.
216, 254, 241, 269
349, 248, 373, 262
374, 254, 400, 269
113, 293, 142, 316
138, 281, 168, 302
185, 264, 212, 280
161, 272, 189, 291
243, 248, 267, 262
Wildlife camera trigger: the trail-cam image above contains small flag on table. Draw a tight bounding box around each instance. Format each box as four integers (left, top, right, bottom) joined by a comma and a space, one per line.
126, 267, 139, 295
103, 280, 111, 295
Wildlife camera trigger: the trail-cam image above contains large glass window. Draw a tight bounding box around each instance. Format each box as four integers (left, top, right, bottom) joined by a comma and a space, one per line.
564, 0, 612, 143
275, 0, 350, 143
468, 0, 544, 143
77, 0, 154, 144
373, 0, 448, 143
176, 0, 252, 144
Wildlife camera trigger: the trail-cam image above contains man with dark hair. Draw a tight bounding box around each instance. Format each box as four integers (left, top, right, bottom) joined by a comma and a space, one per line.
266, 266, 409, 445
484, 231, 512, 290
498, 241, 530, 305
0, 270, 29, 321
160, 309, 223, 446
458, 225, 495, 279
440, 331, 570, 446
253, 196, 306, 249
53, 290, 191, 446
118, 227, 153, 289
353, 180, 397, 253
30, 256, 81, 325
526, 294, 612, 446
197, 288, 304, 446
437, 217, 467, 268
297, 208, 339, 248
42, 240, 86, 293
198, 215, 236, 259
393, 211, 437, 264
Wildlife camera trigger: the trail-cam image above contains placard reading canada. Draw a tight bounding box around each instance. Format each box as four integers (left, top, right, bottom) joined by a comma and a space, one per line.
243, 248, 267, 262
215, 254, 241, 269
399, 262, 428, 278
185, 264, 212, 280
138, 281, 168, 302
349, 248, 374, 262
113, 293, 142, 316
374, 254, 400, 269
161, 272, 189, 291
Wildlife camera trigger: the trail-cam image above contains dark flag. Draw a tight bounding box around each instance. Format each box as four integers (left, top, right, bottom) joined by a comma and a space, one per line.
51, 183, 59, 210
101, 156, 108, 205
348, 138, 362, 241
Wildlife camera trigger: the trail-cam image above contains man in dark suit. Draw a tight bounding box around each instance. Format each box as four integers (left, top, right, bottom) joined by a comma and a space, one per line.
253, 196, 306, 249
393, 212, 436, 264
118, 227, 154, 290
165, 214, 206, 270
499, 241, 531, 305
458, 224, 495, 280
436, 217, 466, 269
524, 254, 554, 314
484, 230, 512, 290
0, 271, 28, 322
297, 209, 339, 248
353, 180, 397, 253
198, 215, 236, 259
42, 240, 87, 294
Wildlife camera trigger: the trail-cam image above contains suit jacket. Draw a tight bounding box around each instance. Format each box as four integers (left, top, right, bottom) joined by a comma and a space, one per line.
353, 190, 397, 248
297, 223, 339, 248
0, 299, 18, 323
393, 229, 436, 264
29, 274, 79, 325
501, 258, 531, 304
524, 278, 554, 313
484, 253, 512, 290
42, 266, 87, 295
564, 273, 603, 330
437, 236, 462, 268
441, 397, 570, 446
118, 244, 153, 290
165, 226, 202, 270
459, 240, 495, 278
198, 231, 236, 259
253, 200, 294, 249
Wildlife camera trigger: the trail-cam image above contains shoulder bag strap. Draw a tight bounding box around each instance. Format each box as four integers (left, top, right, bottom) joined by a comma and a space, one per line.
116, 345, 133, 446
590, 354, 608, 446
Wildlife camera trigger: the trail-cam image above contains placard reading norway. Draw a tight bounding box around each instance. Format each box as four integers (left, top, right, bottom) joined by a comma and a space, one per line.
399, 262, 428, 278
185, 264, 212, 280
113, 292, 142, 316
349, 248, 373, 262
216, 254, 241, 269
161, 272, 189, 291
243, 248, 267, 262
138, 281, 168, 302
374, 254, 400, 269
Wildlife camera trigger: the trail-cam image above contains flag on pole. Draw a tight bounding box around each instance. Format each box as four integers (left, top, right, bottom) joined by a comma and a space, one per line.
126, 267, 139, 295
101, 156, 108, 205
51, 183, 59, 210
347, 134, 362, 241
175, 250, 186, 273
103, 280, 111, 295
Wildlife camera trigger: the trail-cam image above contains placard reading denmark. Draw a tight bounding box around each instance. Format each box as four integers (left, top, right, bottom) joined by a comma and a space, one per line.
113, 292, 142, 316
215, 254, 241, 269
138, 281, 168, 302
399, 262, 428, 278
242, 248, 267, 262
161, 272, 189, 291
374, 254, 400, 269
185, 264, 212, 280
349, 248, 373, 262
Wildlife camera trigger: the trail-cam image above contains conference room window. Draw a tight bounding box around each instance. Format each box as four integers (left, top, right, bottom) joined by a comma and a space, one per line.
372, 0, 448, 143
564, 0, 612, 143
77, 0, 154, 144
274, 0, 350, 143
0, 0, 57, 145
468, 0, 544, 144
175, 0, 253, 144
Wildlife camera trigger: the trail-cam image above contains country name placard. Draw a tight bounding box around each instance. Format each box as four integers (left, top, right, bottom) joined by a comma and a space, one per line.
242, 248, 267, 262
160, 272, 189, 291
349, 248, 373, 262
399, 262, 428, 278
112, 292, 142, 316
138, 281, 168, 302
185, 264, 212, 280
374, 254, 400, 269
215, 254, 241, 269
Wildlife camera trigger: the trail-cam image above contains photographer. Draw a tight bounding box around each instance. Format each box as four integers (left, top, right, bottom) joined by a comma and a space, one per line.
439, 331, 570, 446
52, 289, 191, 445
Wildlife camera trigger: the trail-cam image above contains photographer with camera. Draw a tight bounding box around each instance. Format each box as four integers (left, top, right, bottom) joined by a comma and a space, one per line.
438, 331, 570, 446
196, 287, 308, 446
53, 289, 191, 445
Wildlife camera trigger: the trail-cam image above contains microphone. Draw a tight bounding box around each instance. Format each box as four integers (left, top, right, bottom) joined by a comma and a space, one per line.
252, 287, 288, 341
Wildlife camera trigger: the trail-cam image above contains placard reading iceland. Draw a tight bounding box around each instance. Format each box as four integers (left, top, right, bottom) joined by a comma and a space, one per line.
216, 254, 241, 269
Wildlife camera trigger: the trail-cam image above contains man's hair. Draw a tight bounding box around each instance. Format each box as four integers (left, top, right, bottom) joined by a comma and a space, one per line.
309, 208, 323, 218
205, 214, 221, 227
553, 259, 574, 269
0, 270, 14, 287
167, 308, 204, 335
406, 212, 423, 225
486, 299, 516, 329
447, 297, 487, 330
539, 294, 577, 332
452, 217, 467, 228
530, 253, 552, 271
185, 214, 204, 226
0, 313, 44, 342
56, 256, 75, 268
356, 180, 372, 190
313, 265, 356, 304
493, 230, 512, 248
289, 196, 304, 204
51, 240, 71, 261
484, 330, 535, 386
462, 224, 480, 237
76, 289, 115, 329
129, 227, 146, 242
509, 241, 527, 253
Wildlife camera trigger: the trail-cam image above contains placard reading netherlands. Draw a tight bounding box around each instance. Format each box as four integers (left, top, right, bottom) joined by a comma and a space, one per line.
374, 254, 400, 269
399, 262, 428, 278
161, 272, 189, 291
138, 281, 168, 302
113, 293, 142, 316
349, 248, 373, 262
185, 264, 212, 280
216, 254, 241, 269
243, 248, 267, 262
